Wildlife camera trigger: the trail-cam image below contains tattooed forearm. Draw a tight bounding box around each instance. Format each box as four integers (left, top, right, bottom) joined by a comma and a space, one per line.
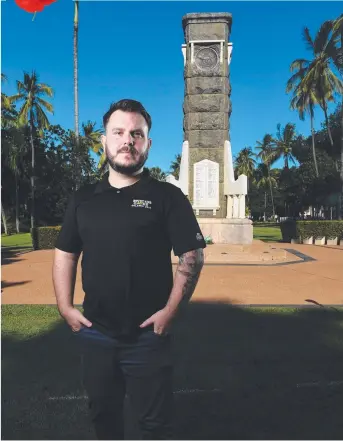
176, 248, 204, 303
164, 248, 204, 315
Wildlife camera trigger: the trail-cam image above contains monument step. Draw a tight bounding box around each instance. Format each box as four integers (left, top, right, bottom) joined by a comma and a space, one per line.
171, 243, 299, 265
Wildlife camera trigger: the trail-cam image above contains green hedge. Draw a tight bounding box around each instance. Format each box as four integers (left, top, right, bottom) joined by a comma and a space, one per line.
31, 226, 61, 250
280, 221, 343, 242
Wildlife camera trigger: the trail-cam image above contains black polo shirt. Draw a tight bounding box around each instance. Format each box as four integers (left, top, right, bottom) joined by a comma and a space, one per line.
56, 172, 206, 337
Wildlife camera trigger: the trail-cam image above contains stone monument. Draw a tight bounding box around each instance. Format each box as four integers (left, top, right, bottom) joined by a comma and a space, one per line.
166, 12, 253, 244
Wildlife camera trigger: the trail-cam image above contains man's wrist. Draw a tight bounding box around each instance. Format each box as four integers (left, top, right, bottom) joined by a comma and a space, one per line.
58, 303, 74, 317
164, 303, 178, 317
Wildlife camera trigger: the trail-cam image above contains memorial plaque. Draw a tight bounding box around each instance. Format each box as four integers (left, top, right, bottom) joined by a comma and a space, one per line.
195, 163, 206, 202
193, 160, 219, 208
195, 46, 219, 72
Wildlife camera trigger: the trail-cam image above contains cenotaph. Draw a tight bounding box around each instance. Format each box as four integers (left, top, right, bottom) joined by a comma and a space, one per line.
166, 12, 252, 244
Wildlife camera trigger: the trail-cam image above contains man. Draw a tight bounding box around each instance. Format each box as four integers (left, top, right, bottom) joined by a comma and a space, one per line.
52, 99, 206, 440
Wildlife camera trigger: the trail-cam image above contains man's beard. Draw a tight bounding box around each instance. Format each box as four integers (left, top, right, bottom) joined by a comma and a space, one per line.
105, 144, 149, 176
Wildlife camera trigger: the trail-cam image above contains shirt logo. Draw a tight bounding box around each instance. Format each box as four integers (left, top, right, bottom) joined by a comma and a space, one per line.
131, 199, 152, 209
196, 233, 203, 241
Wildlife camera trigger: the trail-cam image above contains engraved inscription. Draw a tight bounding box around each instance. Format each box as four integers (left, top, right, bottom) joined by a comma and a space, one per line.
193, 160, 219, 208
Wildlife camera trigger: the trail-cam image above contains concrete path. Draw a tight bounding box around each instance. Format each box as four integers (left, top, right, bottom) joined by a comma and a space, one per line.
1, 242, 343, 306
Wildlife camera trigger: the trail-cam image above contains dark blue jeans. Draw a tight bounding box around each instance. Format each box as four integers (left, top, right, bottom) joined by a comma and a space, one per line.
74, 326, 173, 440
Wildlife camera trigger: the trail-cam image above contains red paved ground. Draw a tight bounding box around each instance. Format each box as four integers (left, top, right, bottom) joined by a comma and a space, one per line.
1, 243, 343, 306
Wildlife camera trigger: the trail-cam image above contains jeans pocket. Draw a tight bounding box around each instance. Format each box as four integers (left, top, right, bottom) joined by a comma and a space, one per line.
152, 331, 170, 339
72, 325, 85, 334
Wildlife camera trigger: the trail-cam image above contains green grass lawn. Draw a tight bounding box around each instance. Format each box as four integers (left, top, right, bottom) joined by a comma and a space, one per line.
1, 226, 282, 251
253, 226, 282, 242
1, 232, 32, 248
2, 304, 343, 440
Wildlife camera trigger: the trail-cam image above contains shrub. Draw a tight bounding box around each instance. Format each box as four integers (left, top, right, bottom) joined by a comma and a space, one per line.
31, 226, 61, 250
280, 220, 343, 242
204, 236, 213, 245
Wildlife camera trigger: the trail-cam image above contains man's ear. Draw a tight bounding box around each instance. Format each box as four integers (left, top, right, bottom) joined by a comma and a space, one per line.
101, 134, 106, 150
147, 138, 152, 151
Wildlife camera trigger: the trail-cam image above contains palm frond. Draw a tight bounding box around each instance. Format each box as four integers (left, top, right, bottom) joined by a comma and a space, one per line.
284, 123, 296, 143
23, 72, 32, 87
37, 83, 54, 98
314, 20, 333, 54
17, 101, 31, 126
35, 105, 51, 129
8, 93, 24, 104
1, 93, 11, 109
302, 27, 315, 52
289, 59, 310, 72
276, 123, 282, 141
332, 14, 343, 34
97, 152, 107, 169
36, 97, 54, 113
325, 70, 343, 94
286, 68, 309, 93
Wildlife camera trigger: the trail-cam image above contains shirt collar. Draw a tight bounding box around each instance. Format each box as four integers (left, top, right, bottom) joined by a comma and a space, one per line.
94, 169, 151, 195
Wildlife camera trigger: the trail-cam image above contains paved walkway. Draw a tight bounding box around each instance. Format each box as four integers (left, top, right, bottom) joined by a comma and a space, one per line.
1, 242, 343, 306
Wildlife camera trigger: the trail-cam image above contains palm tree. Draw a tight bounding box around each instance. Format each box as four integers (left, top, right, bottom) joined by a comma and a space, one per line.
9, 71, 54, 230
255, 134, 276, 217
234, 147, 256, 207
148, 167, 166, 181
170, 154, 181, 180
1, 74, 16, 127
235, 147, 256, 179
288, 23, 342, 146
74, 0, 80, 189
1, 73, 10, 235
2, 126, 26, 233
255, 163, 278, 222
287, 22, 343, 178
2, 74, 24, 232
1, 74, 9, 109
274, 123, 297, 169
81, 121, 106, 176
287, 75, 319, 177
332, 14, 343, 219
1, 200, 8, 235
82, 121, 102, 154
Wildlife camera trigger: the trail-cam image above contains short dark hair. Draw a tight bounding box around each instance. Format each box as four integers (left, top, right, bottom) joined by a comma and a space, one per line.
103, 99, 152, 132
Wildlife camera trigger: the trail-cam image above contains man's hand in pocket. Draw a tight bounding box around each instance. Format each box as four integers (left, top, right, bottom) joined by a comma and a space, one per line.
60, 307, 92, 332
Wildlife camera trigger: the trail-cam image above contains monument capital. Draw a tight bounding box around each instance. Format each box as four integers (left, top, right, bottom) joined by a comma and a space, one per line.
182, 12, 232, 28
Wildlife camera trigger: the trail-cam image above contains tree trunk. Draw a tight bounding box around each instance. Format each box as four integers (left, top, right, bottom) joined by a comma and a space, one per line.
15, 173, 20, 233
1, 201, 8, 235
339, 34, 343, 220
246, 178, 250, 209
74, 0, 80, 190
322, 100, 334, 147
30, 113, 35, 230
310, 115, 319, 178
339, 99, 343, 220
267, 167, 275, 217
264, 191, 267, 221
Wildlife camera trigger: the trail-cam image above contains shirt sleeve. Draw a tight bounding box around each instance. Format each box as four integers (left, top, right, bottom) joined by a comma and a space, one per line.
55, 192, 83, 254
164, 185, 206, 257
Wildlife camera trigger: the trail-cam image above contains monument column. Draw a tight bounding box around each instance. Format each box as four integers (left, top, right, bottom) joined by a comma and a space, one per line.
182, 13, 232, 218
166, 12, 253, 244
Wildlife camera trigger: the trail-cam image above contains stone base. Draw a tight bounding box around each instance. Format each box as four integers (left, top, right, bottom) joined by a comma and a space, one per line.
197, 217, 253, 244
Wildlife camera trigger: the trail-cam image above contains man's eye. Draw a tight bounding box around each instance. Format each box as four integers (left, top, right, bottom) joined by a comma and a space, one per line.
133, 132, 143, 138
113, 131, 121, 135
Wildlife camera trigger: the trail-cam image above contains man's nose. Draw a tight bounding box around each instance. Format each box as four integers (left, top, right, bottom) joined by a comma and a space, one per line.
123, 132, 134, 145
